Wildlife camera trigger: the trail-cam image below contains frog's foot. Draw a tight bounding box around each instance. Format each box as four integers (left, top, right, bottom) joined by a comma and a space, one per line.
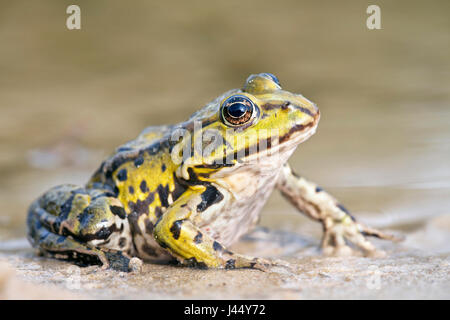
321, 216, 401, 257
33, 227, 129, 271
32, 226, 131, 271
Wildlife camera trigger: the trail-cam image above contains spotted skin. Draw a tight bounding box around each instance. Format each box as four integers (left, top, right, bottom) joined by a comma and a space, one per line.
27, 73, 399, 271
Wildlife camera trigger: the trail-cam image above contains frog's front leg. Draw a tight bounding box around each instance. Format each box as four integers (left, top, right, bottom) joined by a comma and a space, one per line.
276, 164, 400, 257
153, 187, 273, 270
27, 184, 133, 271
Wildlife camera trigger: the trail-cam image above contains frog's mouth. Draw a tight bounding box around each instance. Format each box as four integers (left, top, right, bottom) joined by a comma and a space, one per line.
209, 115, 319, 169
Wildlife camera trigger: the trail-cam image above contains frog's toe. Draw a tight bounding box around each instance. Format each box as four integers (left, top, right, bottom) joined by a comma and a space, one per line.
358, 223, 404, 242
321, 242, 354, 257
321, 225, 367, 257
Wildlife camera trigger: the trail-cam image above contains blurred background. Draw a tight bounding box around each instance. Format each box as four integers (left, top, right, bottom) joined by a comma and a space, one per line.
0, 0, 449, 255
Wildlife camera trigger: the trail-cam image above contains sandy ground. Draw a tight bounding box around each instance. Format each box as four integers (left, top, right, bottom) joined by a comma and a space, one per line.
1, 214, 449, 300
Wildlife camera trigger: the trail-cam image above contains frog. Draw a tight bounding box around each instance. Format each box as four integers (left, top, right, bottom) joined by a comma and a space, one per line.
27, 73, 399, 271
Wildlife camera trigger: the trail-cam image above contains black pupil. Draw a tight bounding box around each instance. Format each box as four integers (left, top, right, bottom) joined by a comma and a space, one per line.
227, 103, 248, 118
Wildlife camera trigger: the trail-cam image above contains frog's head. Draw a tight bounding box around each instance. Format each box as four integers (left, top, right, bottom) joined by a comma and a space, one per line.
173, 73, 320, 180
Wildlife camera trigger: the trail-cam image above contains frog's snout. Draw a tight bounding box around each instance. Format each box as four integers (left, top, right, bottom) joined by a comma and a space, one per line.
291, 100, 320, 125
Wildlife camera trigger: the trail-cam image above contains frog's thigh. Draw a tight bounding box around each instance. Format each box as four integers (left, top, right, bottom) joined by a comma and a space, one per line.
153, 188, 267, 269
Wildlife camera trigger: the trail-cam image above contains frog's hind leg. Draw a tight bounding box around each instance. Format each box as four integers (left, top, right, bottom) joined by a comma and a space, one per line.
27, 184, 132, 271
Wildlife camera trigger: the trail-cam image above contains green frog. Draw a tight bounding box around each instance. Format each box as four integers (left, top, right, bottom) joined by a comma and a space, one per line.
27, 73, 398, 271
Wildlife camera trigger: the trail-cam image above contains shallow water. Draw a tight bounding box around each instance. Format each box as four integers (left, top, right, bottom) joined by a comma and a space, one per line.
0, 0, 449, 299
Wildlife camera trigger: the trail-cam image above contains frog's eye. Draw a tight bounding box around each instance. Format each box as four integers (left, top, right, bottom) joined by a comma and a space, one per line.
221, 95, 255, 126
260, 73, 280, 86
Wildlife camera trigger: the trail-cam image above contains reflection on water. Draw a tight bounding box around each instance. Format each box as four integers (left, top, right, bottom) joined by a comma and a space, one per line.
0, 1, 449, 255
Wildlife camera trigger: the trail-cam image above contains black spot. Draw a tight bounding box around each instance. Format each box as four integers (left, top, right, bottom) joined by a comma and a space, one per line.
59, 193, 76, 220
171, 174, 186, 201
128, 186, 135, 194
161, 164, 166, 172
127, 192, 155, 215
157, 184, 170, 208
110, 205, 126, 219
134, 156, 144, 167
158, 241, 168, 249
140, 180, 149, 193
78, 207, 94, 229
119, 237, 127, 248
184, 257, 208, 269
82, 225, 117, 241
344, 209, 357, 222
225, 259, 236, 269
337, 203, 350, 215
186, 168, 210, 186
128, 211, 142, 235
197, 185, 224, 212
154, 206, 163, 218
315, 186, 323, 193
194, 232, 203, 244
170, 219, 184, 240
145, 220, 154, 234
146, 142, 161, 156
113, 186, 119, 195
213, 241, 223, 252
117, 169, 128, 181
57, 235, 66, 244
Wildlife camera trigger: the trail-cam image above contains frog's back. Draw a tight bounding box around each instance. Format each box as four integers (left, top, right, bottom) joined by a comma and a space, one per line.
88, 124, 174, 187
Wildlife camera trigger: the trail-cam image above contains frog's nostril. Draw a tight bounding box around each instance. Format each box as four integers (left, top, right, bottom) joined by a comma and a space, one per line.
281, 102, 290, 110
